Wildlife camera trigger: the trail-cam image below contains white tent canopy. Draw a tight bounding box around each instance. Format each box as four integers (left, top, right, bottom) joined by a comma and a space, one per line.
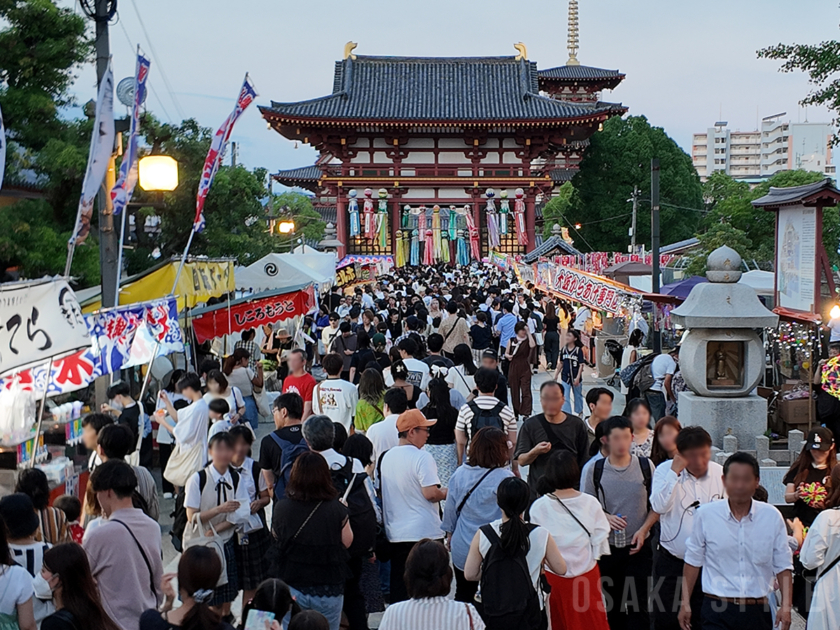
234, 252, 335, 293
738, 270, 774, 296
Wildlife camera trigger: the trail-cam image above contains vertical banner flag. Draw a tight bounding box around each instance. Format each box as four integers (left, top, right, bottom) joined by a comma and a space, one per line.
68, 62, 115, 245
111, 51, 151, 216
194, 74, 257, 233
0, 102, 5, 192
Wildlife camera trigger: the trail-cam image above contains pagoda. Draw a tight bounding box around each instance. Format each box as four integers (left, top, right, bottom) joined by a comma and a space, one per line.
263, 1, 626, 262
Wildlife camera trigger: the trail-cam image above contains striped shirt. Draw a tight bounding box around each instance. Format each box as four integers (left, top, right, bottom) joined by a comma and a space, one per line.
378, 597, 484, 630
35, 507, 70, 545
11, 542, 51, 577
456, 395, 517, 442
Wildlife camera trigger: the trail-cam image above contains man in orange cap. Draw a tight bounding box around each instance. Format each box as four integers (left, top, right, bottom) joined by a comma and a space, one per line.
376, 408, 448, 603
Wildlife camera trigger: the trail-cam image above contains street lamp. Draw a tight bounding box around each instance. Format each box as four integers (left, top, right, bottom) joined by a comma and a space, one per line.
278, 221, 295, 234
139, 155, 179, 191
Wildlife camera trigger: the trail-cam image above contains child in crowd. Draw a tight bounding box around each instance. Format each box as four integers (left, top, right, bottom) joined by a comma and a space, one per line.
229, 425, 271, 606
184, 432, 250, 620
238, 578, 302, 630
208, 398, 233, 440
53, 495, 84, 544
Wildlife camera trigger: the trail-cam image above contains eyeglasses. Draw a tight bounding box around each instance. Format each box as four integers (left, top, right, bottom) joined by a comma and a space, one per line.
413, 427, 431, 433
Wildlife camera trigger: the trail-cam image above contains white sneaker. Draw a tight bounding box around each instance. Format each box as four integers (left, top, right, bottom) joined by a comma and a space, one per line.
163, 492, 173, 500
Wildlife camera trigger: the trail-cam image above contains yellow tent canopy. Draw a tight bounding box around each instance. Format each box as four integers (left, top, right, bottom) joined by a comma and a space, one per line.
81, 257, 235, 313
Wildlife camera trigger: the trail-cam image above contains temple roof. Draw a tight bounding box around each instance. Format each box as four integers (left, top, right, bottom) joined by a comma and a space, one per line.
538, 65, 624, 81
548, 168, 576, 183
751, 178, 840, 209
273, 165, 322, 182
521, 234, 582, 262
260, 55, 625, 126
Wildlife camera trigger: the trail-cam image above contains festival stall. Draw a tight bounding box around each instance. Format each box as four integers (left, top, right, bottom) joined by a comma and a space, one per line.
0, 278, 184, 499
234, 253, 334, 294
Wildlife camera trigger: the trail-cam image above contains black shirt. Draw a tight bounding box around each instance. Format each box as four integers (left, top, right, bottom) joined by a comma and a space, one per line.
470, 324, 492, 350
495, 373, 509, 405
543, 315, 559, 333
139, 610, 235, 630
350, 348, 378, 383
258, 425, 305, 482
118, 403, 141, 453
514, 413, 589, 494
783, 463, 830, 527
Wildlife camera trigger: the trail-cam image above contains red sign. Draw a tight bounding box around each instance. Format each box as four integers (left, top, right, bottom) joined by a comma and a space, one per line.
191, 288, 315, 343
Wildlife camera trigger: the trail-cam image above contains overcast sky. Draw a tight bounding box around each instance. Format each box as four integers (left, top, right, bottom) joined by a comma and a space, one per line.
61, 0, 839, 176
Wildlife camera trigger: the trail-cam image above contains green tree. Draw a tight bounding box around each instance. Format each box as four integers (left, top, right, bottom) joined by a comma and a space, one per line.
758, 25, 840, 143
271, 191, 326, 242
565, 116, 704, 252
541, 182, 574, 238
686, 223, 752, 276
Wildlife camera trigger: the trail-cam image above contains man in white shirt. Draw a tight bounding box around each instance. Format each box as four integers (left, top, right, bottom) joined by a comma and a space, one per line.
454, 367, 517, 468
573, 305, 592, 331
367, 388, 407, 464
384, 337, 430, 390
312, 353, 358, 431
375, 409, 447, 604
337, 297, 352, 319
648, 348, 678, 421
321, 312, 341, 353
680, 452, 792, 630
650, 427, 724, 630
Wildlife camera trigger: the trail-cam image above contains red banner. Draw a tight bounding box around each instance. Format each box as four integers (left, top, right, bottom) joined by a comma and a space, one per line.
191, 288, 314, 343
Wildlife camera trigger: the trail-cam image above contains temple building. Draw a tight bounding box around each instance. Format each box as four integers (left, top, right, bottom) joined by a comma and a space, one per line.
262, 2, 626, 263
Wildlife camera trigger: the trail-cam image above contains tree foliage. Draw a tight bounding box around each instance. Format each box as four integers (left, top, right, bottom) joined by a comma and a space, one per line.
564, 116, 704, 252
271, 191, 326, 243
541, 182, 574, 238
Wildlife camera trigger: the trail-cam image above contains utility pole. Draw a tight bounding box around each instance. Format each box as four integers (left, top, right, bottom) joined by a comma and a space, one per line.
93, 0, 118, 311
651, 158, 661, 354
630, 185, 639, 254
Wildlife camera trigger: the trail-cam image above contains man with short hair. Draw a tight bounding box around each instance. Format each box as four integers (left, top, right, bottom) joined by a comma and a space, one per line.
493, 301, 517, 363
584, 387, 614, 448
650, 426, 724, 630
97, 424, 160, 521
321, 312, 341, 353
84, 460, 163, 630
282, 348, 317, 420
313, 352, 358, 432
337, 296, 352, 319
332, 321, 358, 382
82, 412, 113, 473
455, 367, 517, 468
648, 347, 679, 421
259, 392, 305, 500
367, 388, 408, 463
515, 381, 588, 495
375, 409, 447, 604
101, 380, 144, 463
583, 415, 657, 630
423, 333, 454, 368
385, 338, 430, 390
481, 350, 509, 404
680, 452, 792, 630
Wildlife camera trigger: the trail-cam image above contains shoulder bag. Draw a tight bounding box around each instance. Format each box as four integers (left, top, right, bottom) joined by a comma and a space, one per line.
546, 493, 591, 537
182, 513, 229, 586
163, 440, 205, 488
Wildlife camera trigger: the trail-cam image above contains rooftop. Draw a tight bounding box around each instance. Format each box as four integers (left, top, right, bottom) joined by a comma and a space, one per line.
538, 65, 624, 81
260, 55, 625, 126
521, 234, 582, 263
752, 178, 840, 209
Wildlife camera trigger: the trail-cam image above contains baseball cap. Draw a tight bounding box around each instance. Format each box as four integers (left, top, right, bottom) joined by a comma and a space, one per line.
806, 427, 834, 451
396, 409, 437, 433
482, 349, 499, 361
372, 333, 386, 346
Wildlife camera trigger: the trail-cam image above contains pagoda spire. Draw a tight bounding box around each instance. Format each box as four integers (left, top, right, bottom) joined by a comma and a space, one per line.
567, 0, 580, 66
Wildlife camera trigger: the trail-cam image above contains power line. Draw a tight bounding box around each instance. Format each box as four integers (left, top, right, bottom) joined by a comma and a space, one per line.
127, 0, 186, 121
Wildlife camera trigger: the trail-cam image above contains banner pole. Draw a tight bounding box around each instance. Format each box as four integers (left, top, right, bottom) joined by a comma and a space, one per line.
30, 356, 54, 468
64, 242, 76, 278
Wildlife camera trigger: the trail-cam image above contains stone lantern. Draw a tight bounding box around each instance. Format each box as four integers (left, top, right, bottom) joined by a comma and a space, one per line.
671, 245, 779, 448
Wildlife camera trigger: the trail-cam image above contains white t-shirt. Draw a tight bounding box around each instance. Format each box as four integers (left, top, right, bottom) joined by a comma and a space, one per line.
446, 366, 476, 401
378, 444, 443, 543
173, 398, 210, 450
573, 307, 592, 331
203, 387, 244, 417
529, 493, 610, 577
650, 354, 677, 394
367, 414, 400, 463
385, 357, 430, 391
155, 392, 185, 444
227, 366, 256, 397
312, 378, 359, 431
208, 418, 234, 440
477, 519, 551, 594
0, 565, 33, 615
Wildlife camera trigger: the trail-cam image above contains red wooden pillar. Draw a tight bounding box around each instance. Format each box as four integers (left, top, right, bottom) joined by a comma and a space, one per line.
525, 198, 536, 253
336, 192, 347, 261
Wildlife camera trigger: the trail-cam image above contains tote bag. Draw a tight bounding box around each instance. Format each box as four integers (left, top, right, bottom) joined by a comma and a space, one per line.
182, 513, 228, 586
163, 441, 205, 487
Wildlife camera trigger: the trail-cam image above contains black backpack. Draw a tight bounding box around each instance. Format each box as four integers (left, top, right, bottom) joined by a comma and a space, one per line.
468, 400, 506, 438
170, 468, 240, 552
478, 523, 543, 629
330, 456, 378, 557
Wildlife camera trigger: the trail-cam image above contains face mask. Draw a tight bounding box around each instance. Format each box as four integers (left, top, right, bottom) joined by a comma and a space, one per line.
109, 399, 124, 412
33, 573, 54, 600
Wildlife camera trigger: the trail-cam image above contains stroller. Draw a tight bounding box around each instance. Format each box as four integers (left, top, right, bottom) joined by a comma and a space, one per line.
603, 339, 625, 389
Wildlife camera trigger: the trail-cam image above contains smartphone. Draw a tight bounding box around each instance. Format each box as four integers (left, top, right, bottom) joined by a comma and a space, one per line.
244, 609, 276, 630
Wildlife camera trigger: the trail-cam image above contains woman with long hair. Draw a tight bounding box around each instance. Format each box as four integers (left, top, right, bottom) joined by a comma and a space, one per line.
224, 348, 263, 430
238, 579, 301, 630
272, 453, 352, 630
784, 427, 837, 616
625, 398, 653, 457
464, 477, 565, 630
39, 544, 120, 630
203, 369, 246, 425
420, 374, 460, 488
620, 329, 645, 395
650, 416, 681, 466
442, 427, 515, 603
355, 368, 386, 433
542, 301, 560, 371
389, 360, 420, 409
15, 469, 69, 545
529, 451, 610, 630
0, 513, 36, 630
446, 343, 477, 401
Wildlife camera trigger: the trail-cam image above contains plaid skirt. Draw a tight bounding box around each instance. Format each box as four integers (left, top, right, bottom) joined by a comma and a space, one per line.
210, 537, 239, 606
234, 527, 271, 590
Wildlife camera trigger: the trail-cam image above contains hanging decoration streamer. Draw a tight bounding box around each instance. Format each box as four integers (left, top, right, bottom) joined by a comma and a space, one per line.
410, 229, 420, 266
363, 188, 375, 241
456, 229, 469, 266
377, 189, 389, 249
395, 230, 406, 267
465, 206, 480, 261
485, 188, 500, 249
418, 205, 427, 240
440, 231, 451, 264
499, 190, 510, 235
514, 188, 527, 246
432, 205, 442, 262
348, 189, 360, 237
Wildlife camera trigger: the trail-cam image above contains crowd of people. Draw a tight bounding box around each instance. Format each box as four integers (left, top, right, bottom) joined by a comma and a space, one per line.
3, 263, 840, 630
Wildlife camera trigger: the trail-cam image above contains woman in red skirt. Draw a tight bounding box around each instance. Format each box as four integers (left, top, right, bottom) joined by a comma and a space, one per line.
529, 450, 611, 630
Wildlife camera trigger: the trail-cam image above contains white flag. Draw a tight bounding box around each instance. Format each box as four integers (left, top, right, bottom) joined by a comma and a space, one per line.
0, 102, 5, 192
69, 62, 115, 246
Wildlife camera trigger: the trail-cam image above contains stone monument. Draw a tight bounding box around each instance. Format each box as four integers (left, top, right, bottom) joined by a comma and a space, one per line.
671, 245, 779, 448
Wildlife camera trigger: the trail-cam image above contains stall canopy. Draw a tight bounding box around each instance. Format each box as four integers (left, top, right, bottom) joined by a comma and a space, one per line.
235, 253, 334, 294
660, 276, 707, 300
738, 270, 775, 296
190, 284, 316, 343
80, 257, 235, 313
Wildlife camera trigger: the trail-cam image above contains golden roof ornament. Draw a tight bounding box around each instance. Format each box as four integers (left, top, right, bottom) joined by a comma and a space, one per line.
514, 43, 528, 61
344, 41, 357, 60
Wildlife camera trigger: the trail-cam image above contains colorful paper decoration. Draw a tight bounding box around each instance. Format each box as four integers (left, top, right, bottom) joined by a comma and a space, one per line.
514, 187, 527, 246
499, 189, 510, 235
410, 229, 420, 266
440, 230, 450, 264
485, 188, 500, 249
432, 205, 442, 262
821, 355, 840, 397
348, 189, 360, 237
363, 188, 375, 241
465, 206, 480, 261
377, 188, 389, 249
395, 229, 406, 267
